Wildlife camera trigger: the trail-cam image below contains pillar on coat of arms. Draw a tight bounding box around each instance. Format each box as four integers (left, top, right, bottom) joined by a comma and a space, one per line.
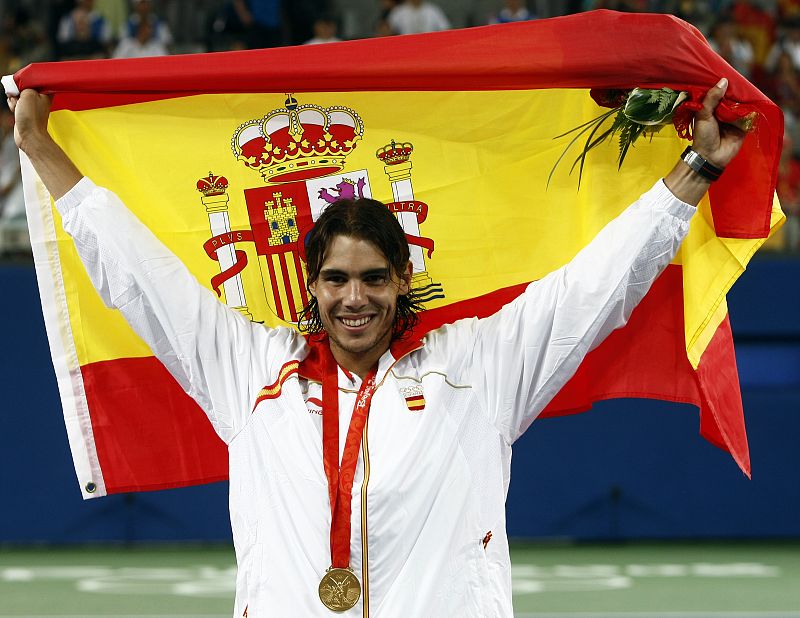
198, 173, 253, 320
378, 140, 433, 290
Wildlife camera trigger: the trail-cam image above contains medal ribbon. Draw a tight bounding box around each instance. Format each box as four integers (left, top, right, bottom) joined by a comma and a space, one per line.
322, 344, 379, 569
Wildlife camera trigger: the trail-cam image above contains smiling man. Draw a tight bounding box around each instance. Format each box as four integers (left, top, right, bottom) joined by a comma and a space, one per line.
301, 198, 417, 378
9, 79, 744, 617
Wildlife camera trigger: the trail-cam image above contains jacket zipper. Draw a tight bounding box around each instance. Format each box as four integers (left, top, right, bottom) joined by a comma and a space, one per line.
359, 343, 422, 617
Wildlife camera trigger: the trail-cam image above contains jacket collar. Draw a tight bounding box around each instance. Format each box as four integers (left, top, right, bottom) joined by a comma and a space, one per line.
298, 332, 424, 384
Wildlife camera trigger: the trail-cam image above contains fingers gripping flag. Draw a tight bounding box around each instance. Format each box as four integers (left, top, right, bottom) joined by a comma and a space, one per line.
6, 11, 783, 498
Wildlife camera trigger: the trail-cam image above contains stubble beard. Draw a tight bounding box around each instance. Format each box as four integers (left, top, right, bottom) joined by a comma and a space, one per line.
326, 314, 395, 364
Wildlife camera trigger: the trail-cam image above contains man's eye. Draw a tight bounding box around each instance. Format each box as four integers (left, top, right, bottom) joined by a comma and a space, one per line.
365, 275, 388, 285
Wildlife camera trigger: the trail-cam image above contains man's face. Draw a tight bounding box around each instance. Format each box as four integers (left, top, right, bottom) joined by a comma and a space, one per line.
309, 235, 411, 370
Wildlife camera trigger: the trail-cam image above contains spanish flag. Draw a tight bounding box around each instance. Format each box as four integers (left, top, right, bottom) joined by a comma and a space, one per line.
6, 11, 782, 498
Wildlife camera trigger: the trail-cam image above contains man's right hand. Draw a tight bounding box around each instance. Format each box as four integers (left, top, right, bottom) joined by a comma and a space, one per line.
8, 89, 53, 154
6, 88, 83, 200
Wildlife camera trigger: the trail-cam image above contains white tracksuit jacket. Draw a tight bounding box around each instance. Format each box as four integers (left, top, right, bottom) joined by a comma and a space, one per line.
56, 177, 694, 617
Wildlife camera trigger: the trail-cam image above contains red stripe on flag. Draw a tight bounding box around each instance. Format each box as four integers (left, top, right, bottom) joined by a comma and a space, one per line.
278, 252, 298, 322
81, 357, 227, 494
695, 315, 750, 477
295, 257, 309, 308
265, 254, 283, 321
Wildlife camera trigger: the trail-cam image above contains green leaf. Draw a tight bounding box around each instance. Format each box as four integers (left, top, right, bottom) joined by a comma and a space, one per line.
552, 107, 618, 139
547, 107, 620, 188
570, 115, 618, 189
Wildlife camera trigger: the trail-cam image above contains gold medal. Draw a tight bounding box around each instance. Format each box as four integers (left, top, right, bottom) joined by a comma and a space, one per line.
318, 567, 361, 612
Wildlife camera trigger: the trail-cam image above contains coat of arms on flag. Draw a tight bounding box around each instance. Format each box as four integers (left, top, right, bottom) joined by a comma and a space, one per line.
197, 95, 445, 325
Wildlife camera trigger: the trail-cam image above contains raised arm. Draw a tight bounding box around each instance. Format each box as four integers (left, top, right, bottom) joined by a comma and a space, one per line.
9, 89, 302, 443
427, 78, 746, 444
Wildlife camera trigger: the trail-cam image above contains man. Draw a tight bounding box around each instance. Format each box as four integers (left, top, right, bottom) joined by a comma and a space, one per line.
9, 81, 743, 616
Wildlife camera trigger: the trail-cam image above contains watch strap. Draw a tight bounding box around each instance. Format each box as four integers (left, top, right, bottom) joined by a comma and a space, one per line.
681, 146, 724, 182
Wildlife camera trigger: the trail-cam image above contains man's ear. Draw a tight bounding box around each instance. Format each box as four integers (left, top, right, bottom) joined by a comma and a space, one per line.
308, 279, 317, 296
398, 261, 412, 295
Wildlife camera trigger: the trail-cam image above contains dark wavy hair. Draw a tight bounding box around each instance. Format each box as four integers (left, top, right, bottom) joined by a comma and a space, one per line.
298, 197, 423, 339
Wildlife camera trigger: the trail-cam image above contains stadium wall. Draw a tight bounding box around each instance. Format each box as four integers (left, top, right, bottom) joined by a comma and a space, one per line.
1, 257, 798, 543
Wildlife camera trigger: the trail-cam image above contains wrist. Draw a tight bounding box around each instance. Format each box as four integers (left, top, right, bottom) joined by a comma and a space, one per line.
15, 130, 84, 200
18, 131, 58, 159
681, 146, 725, 182
664, 159, 712, 206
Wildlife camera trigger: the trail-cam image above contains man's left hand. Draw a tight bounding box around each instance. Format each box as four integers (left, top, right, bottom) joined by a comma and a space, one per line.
691, 77, 747, 169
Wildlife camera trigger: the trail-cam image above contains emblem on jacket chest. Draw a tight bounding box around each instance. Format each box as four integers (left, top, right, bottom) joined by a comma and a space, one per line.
399, 384, 426, 412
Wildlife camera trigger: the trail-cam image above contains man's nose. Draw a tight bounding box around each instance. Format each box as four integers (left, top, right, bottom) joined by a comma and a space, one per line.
343, 280, 367, 308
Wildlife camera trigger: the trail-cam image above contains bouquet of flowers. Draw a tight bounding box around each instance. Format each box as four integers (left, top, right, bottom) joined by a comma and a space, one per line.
549, 86, 755, 189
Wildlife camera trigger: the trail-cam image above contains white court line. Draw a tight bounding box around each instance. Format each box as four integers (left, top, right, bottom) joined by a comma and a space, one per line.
515, 613, 800, 618
4, 609, 800, 617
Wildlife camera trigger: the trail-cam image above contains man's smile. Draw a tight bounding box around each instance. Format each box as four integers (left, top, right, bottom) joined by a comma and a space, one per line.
338, 315, 375, 328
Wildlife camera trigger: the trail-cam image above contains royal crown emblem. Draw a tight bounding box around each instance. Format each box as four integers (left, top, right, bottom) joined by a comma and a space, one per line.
231, 95, 364, 184
196, 172, 229, 196
376, 140, 413, 165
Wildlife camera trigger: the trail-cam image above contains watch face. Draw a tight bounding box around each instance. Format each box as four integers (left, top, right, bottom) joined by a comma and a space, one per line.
682, 150, 721, 182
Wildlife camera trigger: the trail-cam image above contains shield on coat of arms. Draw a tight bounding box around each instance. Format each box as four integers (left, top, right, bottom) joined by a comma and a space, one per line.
244, 172, 373, 322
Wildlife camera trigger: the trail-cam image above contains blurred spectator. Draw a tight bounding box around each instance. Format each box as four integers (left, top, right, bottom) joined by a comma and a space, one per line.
237, 0, 283, 48
727, 0, 775, 66
583, 0, 647, 11
661, 0, 714, 35
769, 52, 800, 113
113, 18, 169, 57
777, 133, 800, 250
208, 2, 247, 50
0, 33, 11, 76
286, 0, 327, 45
1, 8, 50, 72
777, 0, 800, 21
0, 106, 28, 255
375, 20, 395, 36
120, 0, 172, 49
47, 0, 77, 54
387, 0, 450, 35
305, 14, 341, 44
765, 18, 800, 71
95, 0, 129, 41
489, 0, 537, 24
709, 18, 755, 79
209, 0, 283, 50
380, 0, 399, 20
375, 0, 398, 36
56, 0, 112, 60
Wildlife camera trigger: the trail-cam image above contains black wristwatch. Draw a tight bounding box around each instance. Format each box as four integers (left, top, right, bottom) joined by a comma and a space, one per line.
681, 146, 724, 182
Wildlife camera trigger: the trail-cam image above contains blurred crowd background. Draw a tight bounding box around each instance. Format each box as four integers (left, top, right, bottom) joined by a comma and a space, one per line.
0, 0, 798, 257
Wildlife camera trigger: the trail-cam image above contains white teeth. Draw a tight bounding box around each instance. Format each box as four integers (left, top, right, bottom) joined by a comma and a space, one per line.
341, 316, 371, 327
